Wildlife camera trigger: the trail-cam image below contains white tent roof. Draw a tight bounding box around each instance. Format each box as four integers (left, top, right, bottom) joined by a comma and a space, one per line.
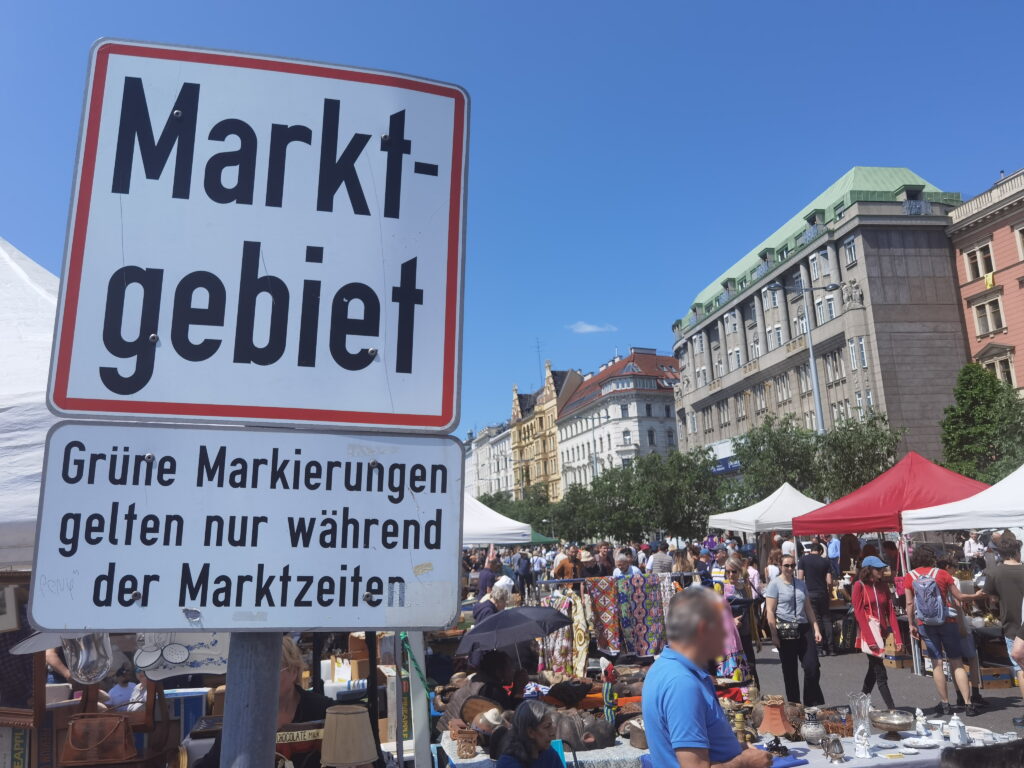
708, 482, 824, 534
902, 463, 1023, 533
0, 238, 59, 569
461, 494, 532, 546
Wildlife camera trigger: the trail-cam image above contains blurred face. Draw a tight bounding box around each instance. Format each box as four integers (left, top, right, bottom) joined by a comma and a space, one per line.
528, 715, 556, 753
599, 544, 609, 557
781, 557, 796, 578
716, 550, 727, 564
568, 547, 579, 559
725, 564, 741, 582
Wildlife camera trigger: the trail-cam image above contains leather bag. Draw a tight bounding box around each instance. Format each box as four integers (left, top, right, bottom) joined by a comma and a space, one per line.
60, 713, 139, 766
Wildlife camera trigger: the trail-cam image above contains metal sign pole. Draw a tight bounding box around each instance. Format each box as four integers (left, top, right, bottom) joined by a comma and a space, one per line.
220, 632, 281, 768
394, 633, 405, 766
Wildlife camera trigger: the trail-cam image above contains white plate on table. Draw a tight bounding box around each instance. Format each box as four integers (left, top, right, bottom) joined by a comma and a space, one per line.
901, 737, 939, 749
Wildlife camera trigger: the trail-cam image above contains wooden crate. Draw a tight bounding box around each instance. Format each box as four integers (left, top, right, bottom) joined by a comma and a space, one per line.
980, 665, 1018, 690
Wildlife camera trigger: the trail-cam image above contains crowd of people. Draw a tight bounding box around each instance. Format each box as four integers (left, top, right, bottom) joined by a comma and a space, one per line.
454, 526, 1024, 767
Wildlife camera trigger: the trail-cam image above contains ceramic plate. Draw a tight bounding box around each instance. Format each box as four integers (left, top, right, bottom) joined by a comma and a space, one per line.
901, 738, 938, 749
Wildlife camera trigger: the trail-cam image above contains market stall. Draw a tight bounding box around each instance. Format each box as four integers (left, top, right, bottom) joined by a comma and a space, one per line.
0, 238, 58, 571
462, 494, 533, 546
901, 462, 1024, 534
708, 483, 824, 534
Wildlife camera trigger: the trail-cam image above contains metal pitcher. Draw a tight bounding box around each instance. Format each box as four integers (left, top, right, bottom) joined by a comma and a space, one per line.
820, 733, 846, 764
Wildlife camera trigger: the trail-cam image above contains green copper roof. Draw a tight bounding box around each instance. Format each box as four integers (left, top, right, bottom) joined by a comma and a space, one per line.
679, 167, 958, 325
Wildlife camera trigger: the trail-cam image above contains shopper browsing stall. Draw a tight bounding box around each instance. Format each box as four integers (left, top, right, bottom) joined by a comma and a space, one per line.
643, 588, 771, 768
981, 536, 1024, 725
851, 556, 900, 709
765, 554, 825, 706
905, 548, 981, 716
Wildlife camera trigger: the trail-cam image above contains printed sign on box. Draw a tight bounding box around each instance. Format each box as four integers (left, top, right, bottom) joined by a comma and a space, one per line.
30, 421, 464, 631
48, 40, 467, 431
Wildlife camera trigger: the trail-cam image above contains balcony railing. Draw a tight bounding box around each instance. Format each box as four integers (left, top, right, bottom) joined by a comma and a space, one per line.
798, 224, 824, 246
950, 171, 1024, 223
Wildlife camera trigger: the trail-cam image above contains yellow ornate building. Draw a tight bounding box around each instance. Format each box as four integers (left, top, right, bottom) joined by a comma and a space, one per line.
511, 362, 581, 501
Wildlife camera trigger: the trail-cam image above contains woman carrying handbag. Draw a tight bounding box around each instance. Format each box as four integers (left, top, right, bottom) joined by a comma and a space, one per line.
851, 556, 901, 709
765, 554, 824, 706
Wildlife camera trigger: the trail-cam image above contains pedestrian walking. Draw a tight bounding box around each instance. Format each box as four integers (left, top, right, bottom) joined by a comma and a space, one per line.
981, 536, 1024, 724
765, 554, 824, 706
724, 557, 759, 686
798, 542, 835, 655
851, 556, 900, 709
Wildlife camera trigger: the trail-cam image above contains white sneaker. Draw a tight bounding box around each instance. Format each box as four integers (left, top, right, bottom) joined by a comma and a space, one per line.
772, 648, 779, 653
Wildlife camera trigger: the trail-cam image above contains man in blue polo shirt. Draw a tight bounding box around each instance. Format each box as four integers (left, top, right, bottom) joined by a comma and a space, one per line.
643, 588, 770, 768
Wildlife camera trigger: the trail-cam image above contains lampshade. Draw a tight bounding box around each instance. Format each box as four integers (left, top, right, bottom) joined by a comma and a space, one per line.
321, 705, 378, 768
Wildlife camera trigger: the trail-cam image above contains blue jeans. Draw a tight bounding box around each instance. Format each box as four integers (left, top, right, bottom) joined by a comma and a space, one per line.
1005, 636, 1022, 674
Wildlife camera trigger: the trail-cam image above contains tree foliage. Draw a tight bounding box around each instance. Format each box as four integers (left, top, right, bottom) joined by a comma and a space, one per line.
941, 363, 1024, 484
814, 412, 904, 501
730, 415, 819, 504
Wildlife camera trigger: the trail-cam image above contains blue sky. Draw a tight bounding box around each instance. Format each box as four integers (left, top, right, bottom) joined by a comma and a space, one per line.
4, 2, 1023, 438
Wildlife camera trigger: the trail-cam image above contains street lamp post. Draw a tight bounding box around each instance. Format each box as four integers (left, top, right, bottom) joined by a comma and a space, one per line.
767, 280, 840, 435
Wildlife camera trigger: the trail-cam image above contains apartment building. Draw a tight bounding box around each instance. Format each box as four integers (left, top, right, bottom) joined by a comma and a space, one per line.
556, 348, 679, 489
672, 167, 966, 460
511, 362, 582, 501
464, 422, 514, 498
947, 168, 1024, 389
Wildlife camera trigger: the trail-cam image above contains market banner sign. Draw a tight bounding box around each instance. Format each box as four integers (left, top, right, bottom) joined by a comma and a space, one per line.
48, 40, 468, 431
30, 421, 464, 631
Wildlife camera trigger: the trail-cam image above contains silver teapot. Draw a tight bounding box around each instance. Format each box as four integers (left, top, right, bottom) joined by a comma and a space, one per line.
820, 734, 846, 764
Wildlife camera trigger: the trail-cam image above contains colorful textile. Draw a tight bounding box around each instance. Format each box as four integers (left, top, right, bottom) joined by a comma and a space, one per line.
567, 590, 589, 678
539, 593, 574, 676
586, 577, 621, 654
617, 575, 665, 657
657, 574, 676, 624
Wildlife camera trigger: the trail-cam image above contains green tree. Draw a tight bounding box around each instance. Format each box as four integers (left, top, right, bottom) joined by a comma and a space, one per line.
941, 363, 1024, 483
814, 412, 904, 501
731, 414, 818, 504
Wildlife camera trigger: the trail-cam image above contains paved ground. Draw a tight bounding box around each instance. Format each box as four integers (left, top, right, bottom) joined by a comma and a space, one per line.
749, 645, 1024, 735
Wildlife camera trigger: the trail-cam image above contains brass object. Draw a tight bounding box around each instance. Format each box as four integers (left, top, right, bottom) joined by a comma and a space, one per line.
869, 709, 913, 740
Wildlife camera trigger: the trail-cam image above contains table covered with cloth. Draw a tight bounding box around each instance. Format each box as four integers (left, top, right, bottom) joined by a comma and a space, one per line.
439, 733, 648, 768
441, 731, 962, 768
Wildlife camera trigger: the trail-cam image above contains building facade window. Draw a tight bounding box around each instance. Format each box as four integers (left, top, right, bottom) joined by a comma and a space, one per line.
645, 403, 653, 417
750, 336, 761, 359
753, 383, 768, 413
858, 337, 868, 368
733, 348, 742, 368
982, 355, 1016, 386
834, 203, 845, 220
735, 393, 747, 420
965, 244, 994, 281
623, 429, 632, 445
848, 338, 859, 370
810, 255, 819, 280
815, 299, 825, 325
647, 428, 656, 446
716, 402, 730, 428
866, 389, 874, 408
620, 404, 629, 418
774, 325, 783, 347
826, 296, 837, 320
974, 298, 1005, 336
844, 237, 857, 265
855, 391, 863, 418
667, 429, 675, 445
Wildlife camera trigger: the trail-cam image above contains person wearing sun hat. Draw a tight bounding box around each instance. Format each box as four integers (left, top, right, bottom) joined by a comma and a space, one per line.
852, 555, 901, 709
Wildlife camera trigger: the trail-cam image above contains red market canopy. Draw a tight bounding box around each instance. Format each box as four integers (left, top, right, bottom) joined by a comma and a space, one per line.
791, 451, 988, 536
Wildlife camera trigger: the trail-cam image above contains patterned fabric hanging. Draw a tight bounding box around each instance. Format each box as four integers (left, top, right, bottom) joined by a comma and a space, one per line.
585, 577, 621, 655
566, 590, 589, 678
539, 592, 574, 677
617, 575, 666, 657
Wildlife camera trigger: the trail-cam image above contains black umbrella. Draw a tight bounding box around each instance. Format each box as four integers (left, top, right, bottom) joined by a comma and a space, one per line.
456, 606, 571, 656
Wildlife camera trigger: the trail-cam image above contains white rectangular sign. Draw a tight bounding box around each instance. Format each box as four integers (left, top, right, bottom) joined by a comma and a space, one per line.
30, 421, 464, 631
48, 40, 467, 431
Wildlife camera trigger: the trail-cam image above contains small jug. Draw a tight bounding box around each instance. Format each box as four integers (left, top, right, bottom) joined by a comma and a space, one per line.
821, 734, 846, 764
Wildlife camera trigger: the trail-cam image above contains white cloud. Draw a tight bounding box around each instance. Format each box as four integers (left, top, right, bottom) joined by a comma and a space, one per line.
568, 320, 618, 334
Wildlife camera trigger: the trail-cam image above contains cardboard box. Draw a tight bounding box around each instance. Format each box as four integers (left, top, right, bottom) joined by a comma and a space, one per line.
981, 665, 1017, 689
378, 666, 411, 742
0, 727, 30, 768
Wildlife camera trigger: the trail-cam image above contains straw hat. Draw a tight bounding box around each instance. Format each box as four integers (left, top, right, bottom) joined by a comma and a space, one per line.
580, 550, 596, 563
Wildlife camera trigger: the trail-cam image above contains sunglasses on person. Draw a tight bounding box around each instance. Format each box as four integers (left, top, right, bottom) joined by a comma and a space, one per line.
782, 563, 795, 569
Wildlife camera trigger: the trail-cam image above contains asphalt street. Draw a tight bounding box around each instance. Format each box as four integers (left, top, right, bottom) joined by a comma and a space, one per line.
749, 644, 1024, 736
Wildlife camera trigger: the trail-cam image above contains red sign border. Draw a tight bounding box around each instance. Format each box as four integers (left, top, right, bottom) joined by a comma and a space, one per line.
49, 41, 466, 431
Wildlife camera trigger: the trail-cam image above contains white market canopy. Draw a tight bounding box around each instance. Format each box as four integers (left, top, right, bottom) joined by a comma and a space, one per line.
0, 238, 59, 569
902, 462, 1024, 533
461, 493, 532, 546
708, 482, 824, 534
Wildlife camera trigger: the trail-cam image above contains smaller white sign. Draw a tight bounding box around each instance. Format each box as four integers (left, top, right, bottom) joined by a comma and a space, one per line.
30, 421, 464, 632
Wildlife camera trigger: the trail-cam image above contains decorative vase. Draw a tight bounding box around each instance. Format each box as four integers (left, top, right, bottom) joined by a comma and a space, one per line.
801, 708, 826, 746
